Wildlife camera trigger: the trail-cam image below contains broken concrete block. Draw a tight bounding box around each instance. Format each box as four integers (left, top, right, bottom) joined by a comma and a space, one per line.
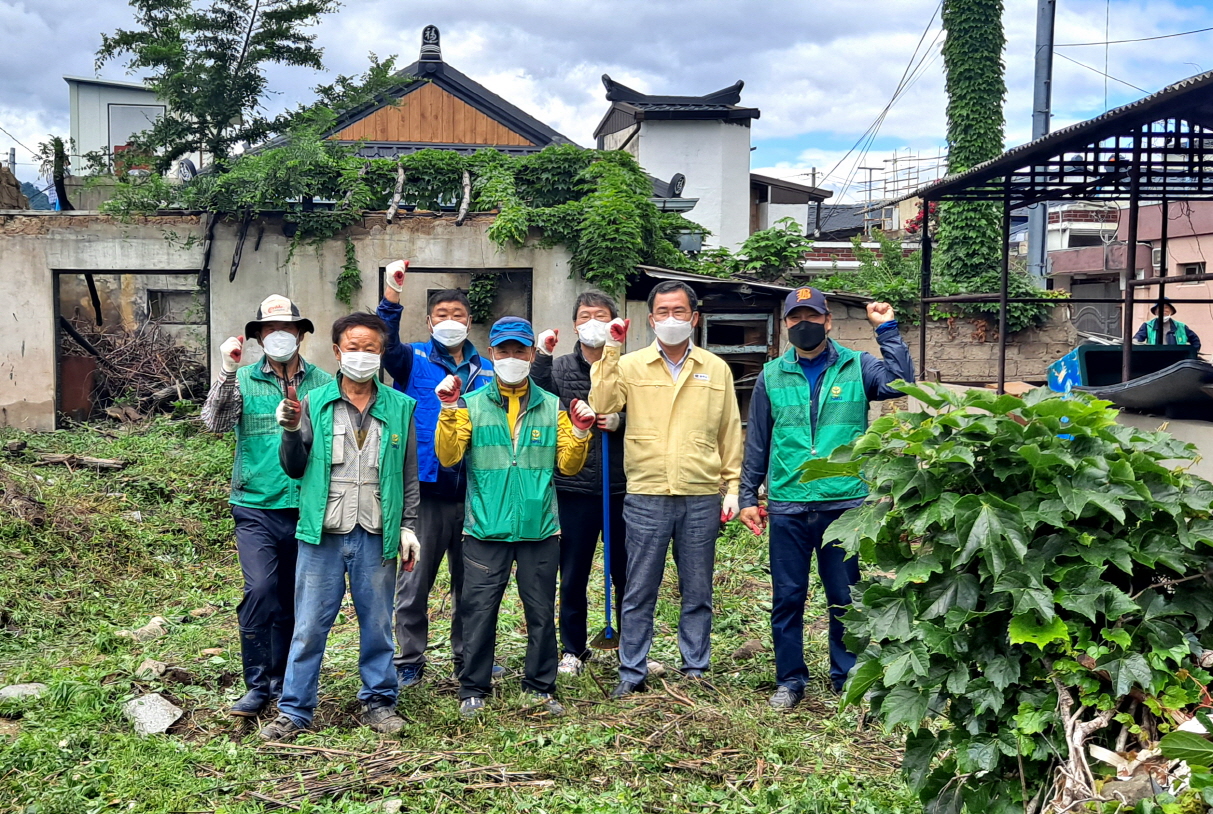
369, 800, 403, 814
117, 617, 169, 642
0, 683, 47, 701
135, 659, 167, 680
123, 694, 183, 736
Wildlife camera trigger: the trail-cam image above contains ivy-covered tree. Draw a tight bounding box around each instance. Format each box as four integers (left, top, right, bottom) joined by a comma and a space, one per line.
96, 0, 338, 172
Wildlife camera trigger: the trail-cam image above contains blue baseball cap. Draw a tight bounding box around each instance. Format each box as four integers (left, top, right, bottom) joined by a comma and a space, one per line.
783, 286, 830, 317
488, 316, 535, 347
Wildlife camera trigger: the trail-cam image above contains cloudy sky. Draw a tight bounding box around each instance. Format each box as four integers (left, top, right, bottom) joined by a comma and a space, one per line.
3, 0, 1213, 200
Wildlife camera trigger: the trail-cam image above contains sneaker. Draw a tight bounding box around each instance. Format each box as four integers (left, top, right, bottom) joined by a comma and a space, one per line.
396, 664, 425, 688
558, 654, 584, 676
258, 713, 307, 742
361, 700, 406, 735
681, 668, 706, 679
646, 659, 666, 678
459, 697, 485, 719
530, 692, 565, 716
610, 680, 646, 699
769, 686, 803, 711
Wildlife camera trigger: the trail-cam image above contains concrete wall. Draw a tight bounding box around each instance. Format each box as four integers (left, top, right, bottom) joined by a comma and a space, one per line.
635, 119, 751, 251
0, 210, 598, 430
909, 306, 1077, 384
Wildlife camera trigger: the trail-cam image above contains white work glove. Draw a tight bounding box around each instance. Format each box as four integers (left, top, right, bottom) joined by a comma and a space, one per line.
435, 374, 462, 408
385, 260, 408, 292
536, 329, 559, 356
596, 412, 621, 432
399, 528, 420, 572
220, 335, 244, 374
569, 399, 596, 439
721, 494, 739, 523
275, 386, 301, 431
605, 318, 629, 349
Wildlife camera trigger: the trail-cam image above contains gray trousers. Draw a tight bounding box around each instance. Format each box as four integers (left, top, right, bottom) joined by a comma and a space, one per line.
393, 497, 466, 669
459, 535, 560, 699
618, 494, 721, 685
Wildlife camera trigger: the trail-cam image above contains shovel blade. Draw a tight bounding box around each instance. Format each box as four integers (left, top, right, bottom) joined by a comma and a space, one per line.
590, 626, 619, 651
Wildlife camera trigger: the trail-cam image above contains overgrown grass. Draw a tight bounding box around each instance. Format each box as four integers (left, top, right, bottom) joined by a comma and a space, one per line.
0, 420, 917, 814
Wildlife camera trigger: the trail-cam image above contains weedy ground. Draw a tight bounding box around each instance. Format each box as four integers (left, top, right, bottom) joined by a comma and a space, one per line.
0, 419, 916, 814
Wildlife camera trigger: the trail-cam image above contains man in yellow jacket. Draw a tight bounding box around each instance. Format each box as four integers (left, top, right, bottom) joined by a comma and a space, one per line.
590, 280, 743, 698
434, 317, 595, 718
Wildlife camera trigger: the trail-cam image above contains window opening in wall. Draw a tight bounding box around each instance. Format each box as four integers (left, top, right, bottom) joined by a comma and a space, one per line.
1179, 262, 1206, 284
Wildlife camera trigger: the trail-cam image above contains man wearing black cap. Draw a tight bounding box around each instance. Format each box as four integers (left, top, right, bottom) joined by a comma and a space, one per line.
738, 288, 914, 710
201, 294, 332, 718
1133, 298, 1202, 353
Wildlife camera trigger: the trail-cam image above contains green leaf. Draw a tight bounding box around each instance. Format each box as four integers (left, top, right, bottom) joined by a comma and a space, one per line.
1009, 614, 1069, 648
967, 678, 1008, 716
1102, 627, 1132, 649
993, 568, 1054, 622
922, 572, 980, 620
882, 642, 931, 685
842, 657, 883, 709
902, 730, 940, 792
824, 501, 891, 555
1160, 731, 1213, 766
893, 552, 944, 589
983, 655, 1022, 692
881, 683, 931, 731
798, 457, 862, 483
1101, 653, 1155, 696
955, 497, 1027, 571
867, 595, 915, 642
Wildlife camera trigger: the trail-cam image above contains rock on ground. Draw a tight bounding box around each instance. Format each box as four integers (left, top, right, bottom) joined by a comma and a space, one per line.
135, 659, 167, 680
0, 684, 47, 701
123, 694, 184, 736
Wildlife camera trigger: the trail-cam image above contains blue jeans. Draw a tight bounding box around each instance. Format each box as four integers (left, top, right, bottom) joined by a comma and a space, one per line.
277, 527, 399, 727
769, 509, 859, 693
618, 494, 720, 685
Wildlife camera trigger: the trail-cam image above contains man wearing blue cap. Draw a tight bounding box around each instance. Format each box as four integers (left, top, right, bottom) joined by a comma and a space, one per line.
434, 317, 596, 718
739, 288, 914, 710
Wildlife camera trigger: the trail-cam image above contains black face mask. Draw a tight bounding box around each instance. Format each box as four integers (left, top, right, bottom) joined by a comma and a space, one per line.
788, 320, 827, 351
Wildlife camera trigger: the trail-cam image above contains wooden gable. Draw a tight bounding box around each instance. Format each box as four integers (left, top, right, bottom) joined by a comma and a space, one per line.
333, 83, 534, 147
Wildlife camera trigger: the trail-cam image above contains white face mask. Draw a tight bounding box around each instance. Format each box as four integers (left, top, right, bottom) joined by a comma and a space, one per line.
261, 330, 298, 363
652, 316, 694, 346
494, 356, 531, 385
340, 351, 380, 382
430, 319, 468, 348
576, 319, 610, 348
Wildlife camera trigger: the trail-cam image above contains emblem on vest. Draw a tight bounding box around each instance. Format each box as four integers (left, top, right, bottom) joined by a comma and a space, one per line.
391, 433, 400, 448
530, 429, 542, 443
830, 385, 843, 400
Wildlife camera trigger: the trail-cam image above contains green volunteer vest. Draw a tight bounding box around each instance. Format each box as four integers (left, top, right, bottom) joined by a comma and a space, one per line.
765, 343, 869, 503
463, 382, 561, 542
296, 379, 417, 559
231, 361, 332, 509
1145, 319, 1190, 345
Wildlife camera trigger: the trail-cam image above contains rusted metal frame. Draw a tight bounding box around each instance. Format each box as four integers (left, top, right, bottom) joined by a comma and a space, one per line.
1120, 127, 1144, 383
1155, 190, 1169, 344
997, 184, 1012, 394
923, 295, 1213, 304
918, 209, 933, 379
1129, 271, 1213, 286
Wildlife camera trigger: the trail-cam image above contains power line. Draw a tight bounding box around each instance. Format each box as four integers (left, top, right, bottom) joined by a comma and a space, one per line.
1053, 51, 1147, 93
1056, 25, 1213, 47
0, 124, 39, 159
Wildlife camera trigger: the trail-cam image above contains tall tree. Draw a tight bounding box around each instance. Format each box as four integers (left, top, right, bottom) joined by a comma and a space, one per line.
936, 0, 1008, 299
97, 0, 339, 172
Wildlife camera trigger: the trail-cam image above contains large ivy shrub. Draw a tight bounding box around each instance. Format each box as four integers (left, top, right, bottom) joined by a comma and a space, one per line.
810, 383, 1213, 813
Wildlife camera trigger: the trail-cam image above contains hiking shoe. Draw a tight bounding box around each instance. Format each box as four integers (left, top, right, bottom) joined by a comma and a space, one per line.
611, 680, 646, 699
769, 686, 803, 711
361, 700, 406, 735
258, 714, 306, 742
229, 687, 272, 718
558, 654, 584, 676
646, 659, 666, 677
459, 697, 485, 719
396, 664, 425, 688
681, 668, 706, 679
530, 693, 565, 716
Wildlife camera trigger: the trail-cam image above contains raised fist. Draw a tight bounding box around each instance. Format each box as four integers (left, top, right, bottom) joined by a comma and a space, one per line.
606, 318, 630, 348
276, 385, 301, 431
220, 335, 244, 374
385, 260, 408, 292
537, 329, 559, 356
569, 399, 596, 432
867, 301, 895, 327
435, 374, 463, 405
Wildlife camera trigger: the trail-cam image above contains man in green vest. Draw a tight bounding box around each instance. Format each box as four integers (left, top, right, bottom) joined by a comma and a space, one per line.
738, 287, 914, 710
1133, 298, 1202, 354
255, 312, 421, 742
201, 294, 331, 718
434, 317, 595, 719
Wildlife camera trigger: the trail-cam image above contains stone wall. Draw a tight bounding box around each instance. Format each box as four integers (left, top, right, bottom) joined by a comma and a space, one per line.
910, 306, 1076, 384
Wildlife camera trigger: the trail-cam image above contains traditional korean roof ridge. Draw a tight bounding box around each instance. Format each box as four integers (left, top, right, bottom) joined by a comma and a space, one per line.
602, 75, 746, 108
593, 75, 760, 139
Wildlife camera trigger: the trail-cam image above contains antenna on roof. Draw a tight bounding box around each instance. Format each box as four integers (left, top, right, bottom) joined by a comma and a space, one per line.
419, 25, 442, 63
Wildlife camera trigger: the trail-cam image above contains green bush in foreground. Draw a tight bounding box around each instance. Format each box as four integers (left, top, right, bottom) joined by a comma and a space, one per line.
806, 384, 1213, 813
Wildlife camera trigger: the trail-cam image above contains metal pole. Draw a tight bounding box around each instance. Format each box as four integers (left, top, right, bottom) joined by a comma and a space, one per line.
998, 194, 1011, 394
1121, 131, 1143, 382
1154, 198, 1168, 344
919, 218, 933, 379
1026, 0, 1057, 283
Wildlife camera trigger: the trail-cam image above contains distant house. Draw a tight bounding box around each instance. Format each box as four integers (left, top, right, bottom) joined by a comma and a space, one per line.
64, 75, 164, 166
749, 173, 831, 236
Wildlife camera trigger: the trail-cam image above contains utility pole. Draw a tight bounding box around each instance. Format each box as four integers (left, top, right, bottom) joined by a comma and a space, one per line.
1026, 0, 1057, 282
6, 148, 14, 171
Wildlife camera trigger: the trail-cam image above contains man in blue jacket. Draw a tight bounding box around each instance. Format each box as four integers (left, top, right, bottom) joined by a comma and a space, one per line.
378, 260, 496, 686
739, 287, 914, 710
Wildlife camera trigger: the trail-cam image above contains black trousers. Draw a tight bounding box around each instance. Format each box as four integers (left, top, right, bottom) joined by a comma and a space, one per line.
232, 506, 300, 676
459, 535, 559, 699
557, 491, 627, 658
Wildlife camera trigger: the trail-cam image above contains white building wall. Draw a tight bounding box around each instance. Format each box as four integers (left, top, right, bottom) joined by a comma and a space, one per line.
766, 202, 810, 235
67, 80, 164, 161
635, 119, 751, 251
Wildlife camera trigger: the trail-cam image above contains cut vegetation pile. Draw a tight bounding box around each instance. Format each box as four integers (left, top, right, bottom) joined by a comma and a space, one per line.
0, 419, 915, 814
